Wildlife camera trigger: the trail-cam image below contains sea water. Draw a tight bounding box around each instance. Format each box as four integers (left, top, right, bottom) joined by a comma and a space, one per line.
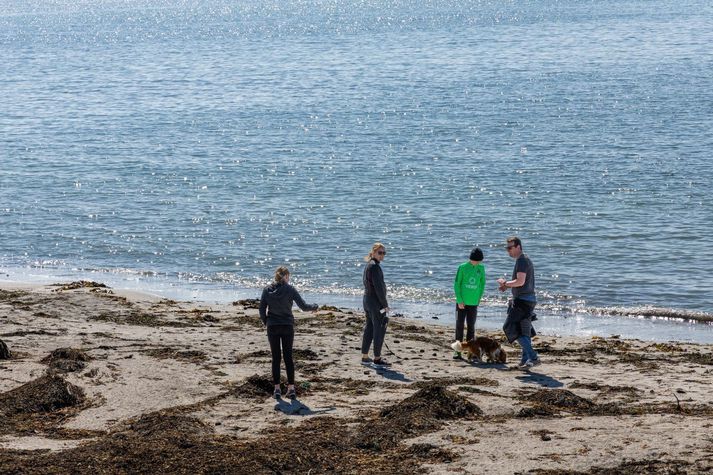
1, 0, 713, 342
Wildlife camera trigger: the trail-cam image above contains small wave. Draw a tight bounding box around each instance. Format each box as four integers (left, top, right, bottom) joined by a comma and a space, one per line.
587, 305, 713, 323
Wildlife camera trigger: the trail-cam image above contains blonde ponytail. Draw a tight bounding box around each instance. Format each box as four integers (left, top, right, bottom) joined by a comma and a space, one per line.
274, 266, 290, 283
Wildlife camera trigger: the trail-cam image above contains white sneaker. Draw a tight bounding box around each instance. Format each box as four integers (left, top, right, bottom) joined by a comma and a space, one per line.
519, 359, 540, 369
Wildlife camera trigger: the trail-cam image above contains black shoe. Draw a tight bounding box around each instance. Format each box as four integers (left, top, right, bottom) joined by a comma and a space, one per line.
286, 387, 296, 399
273, 388, 282, 399
373, 358, 391, 367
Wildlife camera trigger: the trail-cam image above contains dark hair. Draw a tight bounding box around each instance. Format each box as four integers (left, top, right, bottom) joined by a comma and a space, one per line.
506, 236, 522, 249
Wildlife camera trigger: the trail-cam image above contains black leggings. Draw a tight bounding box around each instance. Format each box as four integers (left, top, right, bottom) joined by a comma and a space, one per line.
267, 325, 295, 385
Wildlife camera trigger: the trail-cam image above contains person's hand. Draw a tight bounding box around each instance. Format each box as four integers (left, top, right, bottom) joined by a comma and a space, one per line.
380, 307, 390, 314
497, 278, 507, 292
457, 303, 465, 310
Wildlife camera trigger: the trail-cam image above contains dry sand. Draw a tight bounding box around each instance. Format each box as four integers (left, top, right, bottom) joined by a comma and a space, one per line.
1, 281, 713, 474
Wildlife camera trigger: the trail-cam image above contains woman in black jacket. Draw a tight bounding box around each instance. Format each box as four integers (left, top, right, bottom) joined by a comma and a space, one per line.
259, 266, 318, 399
361, 242, 391, 366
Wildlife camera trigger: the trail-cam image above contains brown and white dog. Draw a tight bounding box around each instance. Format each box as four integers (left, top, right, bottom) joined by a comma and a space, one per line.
451, 337, 507, 363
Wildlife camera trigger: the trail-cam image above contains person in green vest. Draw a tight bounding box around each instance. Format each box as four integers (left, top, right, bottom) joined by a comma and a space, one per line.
452, 247, 486, 359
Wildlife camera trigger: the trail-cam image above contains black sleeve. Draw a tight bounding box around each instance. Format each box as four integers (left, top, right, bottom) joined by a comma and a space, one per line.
259, 287, 268, 324
292, 287, 318, 312
371, 264, 389, 309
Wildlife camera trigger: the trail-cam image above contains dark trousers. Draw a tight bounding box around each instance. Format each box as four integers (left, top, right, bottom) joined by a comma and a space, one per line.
267, 325, 295, 385
361, 296, 388, 358
455, 305, 478, 342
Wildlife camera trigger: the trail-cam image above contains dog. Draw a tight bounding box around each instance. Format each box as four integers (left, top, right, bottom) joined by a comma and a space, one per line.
451, 337, 507, 364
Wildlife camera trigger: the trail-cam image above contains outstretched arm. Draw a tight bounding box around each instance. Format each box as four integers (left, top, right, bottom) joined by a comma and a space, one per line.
292, 288, 318, 312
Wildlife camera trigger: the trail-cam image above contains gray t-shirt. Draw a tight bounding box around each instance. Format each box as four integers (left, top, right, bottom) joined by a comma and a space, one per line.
512, 253, 536, 302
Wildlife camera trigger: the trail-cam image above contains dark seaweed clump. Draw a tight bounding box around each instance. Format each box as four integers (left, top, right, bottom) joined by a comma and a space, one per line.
41, 348, 92, 373
0, 374, 85, 417
355, 384, 483, 451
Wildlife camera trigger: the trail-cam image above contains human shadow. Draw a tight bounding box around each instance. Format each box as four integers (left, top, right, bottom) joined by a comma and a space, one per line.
515, 371, 564, 388
363, 363, 413, 383
273, 398, 337, 416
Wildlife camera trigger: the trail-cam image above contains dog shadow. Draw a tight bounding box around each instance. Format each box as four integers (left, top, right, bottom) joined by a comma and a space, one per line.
364, 363, 413, 382
273, 398, 337, 416
515, 371, 564, 388
467, 360, 510, 371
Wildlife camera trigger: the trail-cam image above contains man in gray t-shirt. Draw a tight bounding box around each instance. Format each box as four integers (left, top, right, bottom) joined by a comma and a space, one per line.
498, 236, 540, 369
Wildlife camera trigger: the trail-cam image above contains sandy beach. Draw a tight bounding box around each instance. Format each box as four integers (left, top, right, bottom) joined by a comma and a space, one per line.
1, 281, 712, 474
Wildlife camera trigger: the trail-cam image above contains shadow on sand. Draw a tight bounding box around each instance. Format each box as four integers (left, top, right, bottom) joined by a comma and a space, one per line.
515, 371, 563, 388
273, 398, 337, 416
362, 362, 413, 383
468, 360, 509, 371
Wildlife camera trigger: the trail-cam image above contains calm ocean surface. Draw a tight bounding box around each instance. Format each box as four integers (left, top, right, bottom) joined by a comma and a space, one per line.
2, 0, 713, 342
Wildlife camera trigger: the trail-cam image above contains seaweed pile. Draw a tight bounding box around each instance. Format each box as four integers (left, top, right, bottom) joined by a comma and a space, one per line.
0, 383, 480, 474
355, 384, 483, 451
0, 375, 86, 437
0, 339, 10, 360
41, 348, 92, 373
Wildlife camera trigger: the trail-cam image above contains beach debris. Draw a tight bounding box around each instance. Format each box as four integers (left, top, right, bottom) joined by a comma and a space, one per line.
402, 443, 459, 462
412, 376, 499, 389
531, 458, 700, 474
142, 347, 208, 363
232, 298, 260, 309
41, 347, 92, 373
0, 374, 85, 416
0, 289, 30, 302
0, 339, 10, 359
318, 305, 341, 312
518, 389, 595, 418
200, 313, 219, 323
293, 348, 320, 360
355, 384, 483, 451
90, 310, 190, 328
228, 314, 264, 329
51, 281, 109, 291
125, 412, 213, 439
527, 389, 596, 410
234, 374, 277, 399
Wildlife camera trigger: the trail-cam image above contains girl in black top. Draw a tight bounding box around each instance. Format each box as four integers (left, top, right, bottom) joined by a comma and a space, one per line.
259, 266, 318, 399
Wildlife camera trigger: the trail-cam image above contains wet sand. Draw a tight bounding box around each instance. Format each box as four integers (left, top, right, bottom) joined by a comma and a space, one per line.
1, 282, 713, 474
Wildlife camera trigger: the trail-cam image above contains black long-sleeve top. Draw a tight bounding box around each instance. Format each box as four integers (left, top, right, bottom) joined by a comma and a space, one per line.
363, 258, 388, 309
259, 282, 318, 326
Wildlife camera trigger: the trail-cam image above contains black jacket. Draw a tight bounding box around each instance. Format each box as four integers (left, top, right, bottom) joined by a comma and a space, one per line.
259, 282, 317, 327
363, 258, 388, 309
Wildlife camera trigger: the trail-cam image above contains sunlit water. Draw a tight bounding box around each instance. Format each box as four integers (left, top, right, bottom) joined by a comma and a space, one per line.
2, 0, 713, 342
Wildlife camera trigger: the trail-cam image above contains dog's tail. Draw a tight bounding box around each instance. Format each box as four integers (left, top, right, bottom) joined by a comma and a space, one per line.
451, 341, 463, 352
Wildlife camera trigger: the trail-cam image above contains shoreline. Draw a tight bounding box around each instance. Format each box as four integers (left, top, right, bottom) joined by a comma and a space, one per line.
2, 281, 713, 473
2, 277, 713, 345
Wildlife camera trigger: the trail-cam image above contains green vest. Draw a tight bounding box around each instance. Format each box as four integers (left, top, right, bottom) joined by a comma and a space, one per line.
454, 262, 486, 306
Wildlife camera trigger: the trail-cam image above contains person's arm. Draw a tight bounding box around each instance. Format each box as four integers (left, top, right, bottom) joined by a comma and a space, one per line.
259, 287, 269, 324
371, 264, 389, 310
453, 266, 463, 305
503, 272, 526, 289
292, 287, 318, 312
